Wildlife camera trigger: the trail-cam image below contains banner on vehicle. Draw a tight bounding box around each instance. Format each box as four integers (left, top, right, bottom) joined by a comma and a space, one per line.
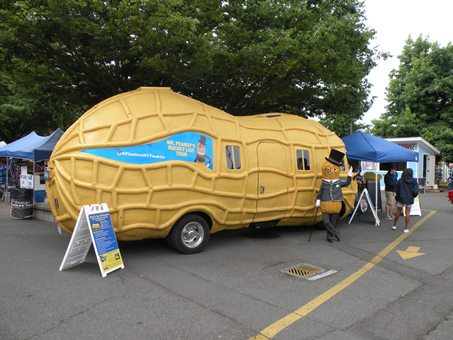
82, 132, 213, 170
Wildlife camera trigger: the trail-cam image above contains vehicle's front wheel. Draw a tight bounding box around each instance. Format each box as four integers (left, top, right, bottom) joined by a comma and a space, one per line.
169, 214, 210, 254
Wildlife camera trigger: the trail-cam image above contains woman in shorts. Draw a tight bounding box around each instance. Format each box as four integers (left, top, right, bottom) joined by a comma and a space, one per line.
392, 168, 419, 233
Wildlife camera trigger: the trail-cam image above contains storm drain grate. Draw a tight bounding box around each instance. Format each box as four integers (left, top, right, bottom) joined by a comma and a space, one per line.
281, 263, 325, 278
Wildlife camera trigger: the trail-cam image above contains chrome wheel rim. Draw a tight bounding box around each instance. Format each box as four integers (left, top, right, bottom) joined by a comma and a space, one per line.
181, 221, 204, 248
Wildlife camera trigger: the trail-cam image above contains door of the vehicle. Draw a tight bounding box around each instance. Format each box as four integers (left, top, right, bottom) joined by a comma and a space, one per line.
255, 142, 291, 220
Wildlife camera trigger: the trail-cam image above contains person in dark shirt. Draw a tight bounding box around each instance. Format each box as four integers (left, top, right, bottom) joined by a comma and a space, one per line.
392, 168, 419, 233
384, 168, 397, 220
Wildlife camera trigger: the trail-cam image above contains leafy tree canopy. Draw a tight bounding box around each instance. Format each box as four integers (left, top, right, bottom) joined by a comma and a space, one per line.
372, 36, 453, 161
0, 0, 378, 141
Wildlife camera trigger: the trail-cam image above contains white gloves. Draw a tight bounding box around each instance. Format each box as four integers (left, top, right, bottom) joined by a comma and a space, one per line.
315, 199, 320, 207
348, 166, 353, 177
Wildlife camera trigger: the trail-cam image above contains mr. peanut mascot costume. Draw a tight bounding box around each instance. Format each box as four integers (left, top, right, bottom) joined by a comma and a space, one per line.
316, 149, 353, 243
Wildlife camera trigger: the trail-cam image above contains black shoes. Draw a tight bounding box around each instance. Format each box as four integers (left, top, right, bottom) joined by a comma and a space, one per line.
327, 232, 340, 243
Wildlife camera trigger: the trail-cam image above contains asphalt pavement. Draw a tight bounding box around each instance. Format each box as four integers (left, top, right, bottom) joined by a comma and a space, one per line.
1, 191, 453, 340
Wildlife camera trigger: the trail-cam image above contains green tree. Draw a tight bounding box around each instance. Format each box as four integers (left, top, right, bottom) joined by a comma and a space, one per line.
372, 36, 453, 161
0, 0, 378, 141
319, 113, 370, 137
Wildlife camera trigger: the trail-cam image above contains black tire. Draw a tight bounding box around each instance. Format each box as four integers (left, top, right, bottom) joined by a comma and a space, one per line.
165, 234, 175, 249
169, 214, 210, 254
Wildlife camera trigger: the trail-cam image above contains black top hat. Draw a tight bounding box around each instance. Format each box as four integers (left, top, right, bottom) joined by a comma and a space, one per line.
325, 149, 345, 166
198, 135, 206, 145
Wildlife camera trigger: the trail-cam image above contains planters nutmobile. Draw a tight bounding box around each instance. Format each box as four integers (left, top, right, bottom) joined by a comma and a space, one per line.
46, 87, 357, 253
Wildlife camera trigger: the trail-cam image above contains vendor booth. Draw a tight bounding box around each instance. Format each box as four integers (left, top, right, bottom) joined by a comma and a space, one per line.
342, 131, 418, 225
0, 129, 63, 206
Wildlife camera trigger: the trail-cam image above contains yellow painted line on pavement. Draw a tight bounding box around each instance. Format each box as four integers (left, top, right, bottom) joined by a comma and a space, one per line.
250, 210, 437, 340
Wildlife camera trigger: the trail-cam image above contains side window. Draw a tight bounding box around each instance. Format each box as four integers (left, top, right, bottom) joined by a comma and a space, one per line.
233, 145, 241, 169
225, 145, 241, 170
296, 149, 311, 171
303, 149, 310, 170
226, 146, 234, 169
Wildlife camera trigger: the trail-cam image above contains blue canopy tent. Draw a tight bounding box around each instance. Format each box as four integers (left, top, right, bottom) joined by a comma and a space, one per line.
342, 131, 418, 163
342, 131, 418, 225
0, 128, 63, 162
0, 129, 63, 203
34, 129, 64, 162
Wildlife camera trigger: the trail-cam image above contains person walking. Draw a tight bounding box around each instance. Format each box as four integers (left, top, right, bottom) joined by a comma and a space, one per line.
384, 168, 397, 220
392, 168, 419, 233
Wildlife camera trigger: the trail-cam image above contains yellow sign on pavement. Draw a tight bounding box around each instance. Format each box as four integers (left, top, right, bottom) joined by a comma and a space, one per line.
397, 246, 425, 260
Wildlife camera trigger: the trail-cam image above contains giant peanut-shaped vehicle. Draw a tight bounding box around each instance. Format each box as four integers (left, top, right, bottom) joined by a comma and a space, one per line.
46, 87, 356, 253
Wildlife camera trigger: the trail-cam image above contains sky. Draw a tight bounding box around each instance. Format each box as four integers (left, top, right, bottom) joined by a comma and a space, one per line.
361, 0, 453, 125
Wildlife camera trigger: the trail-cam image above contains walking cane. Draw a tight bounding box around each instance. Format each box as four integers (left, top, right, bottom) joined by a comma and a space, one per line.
308, 205, 319, 242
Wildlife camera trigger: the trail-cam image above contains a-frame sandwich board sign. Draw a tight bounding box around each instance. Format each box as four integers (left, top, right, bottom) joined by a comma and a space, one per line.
59, 203, 124, 278
348, 188, 381, 226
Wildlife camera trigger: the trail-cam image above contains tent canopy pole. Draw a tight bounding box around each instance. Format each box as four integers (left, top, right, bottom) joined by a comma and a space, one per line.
5, 157, 8, 202
375, 169, 378, 214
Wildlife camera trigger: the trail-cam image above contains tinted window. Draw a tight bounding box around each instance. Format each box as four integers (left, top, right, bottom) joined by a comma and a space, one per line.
303, 150, 310, 170
233, 145, 241, 169
296, 149, 311, 171
226, 145, 241, 170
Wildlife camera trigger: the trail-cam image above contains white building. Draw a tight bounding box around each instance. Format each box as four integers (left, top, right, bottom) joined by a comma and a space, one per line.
385, 137, 440, 188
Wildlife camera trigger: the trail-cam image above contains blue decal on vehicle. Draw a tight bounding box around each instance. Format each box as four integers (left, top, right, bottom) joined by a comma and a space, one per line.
82, 132, 213, 169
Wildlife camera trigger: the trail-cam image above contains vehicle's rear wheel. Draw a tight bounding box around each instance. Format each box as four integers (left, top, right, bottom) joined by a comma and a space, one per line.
169, 214, 210, 254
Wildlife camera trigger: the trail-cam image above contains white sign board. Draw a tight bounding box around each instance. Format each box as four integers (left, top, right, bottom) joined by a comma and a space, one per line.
402, 196, 422, 217
20, 166, 28, 176
410, 196, 422, 216
20, 174, 34, 189
59, 203, 124, 278
348, 188, 381, 226
362, 161, 378, 171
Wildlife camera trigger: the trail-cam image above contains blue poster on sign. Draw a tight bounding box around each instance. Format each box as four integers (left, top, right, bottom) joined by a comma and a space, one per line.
89, 212, 119, 255
82, 132, 213, 170
87, 206, 124, 277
